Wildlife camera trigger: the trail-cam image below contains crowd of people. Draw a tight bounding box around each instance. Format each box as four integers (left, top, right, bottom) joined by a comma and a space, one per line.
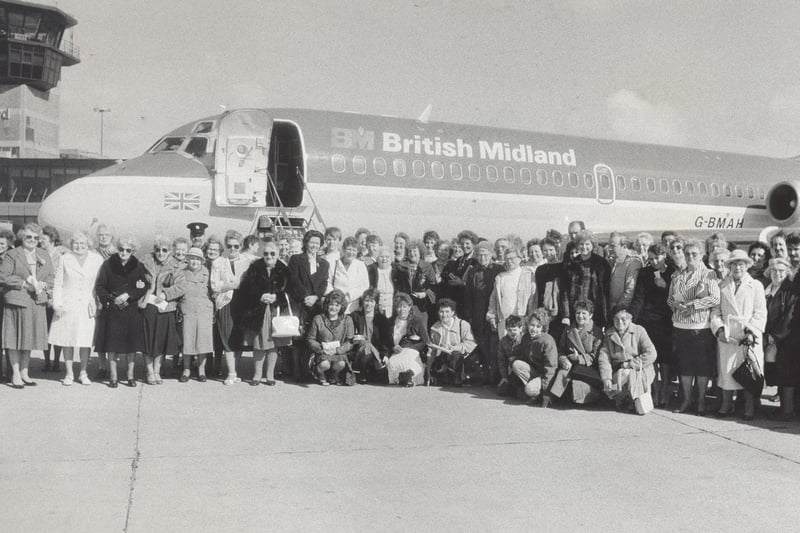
1, 216, 798, 421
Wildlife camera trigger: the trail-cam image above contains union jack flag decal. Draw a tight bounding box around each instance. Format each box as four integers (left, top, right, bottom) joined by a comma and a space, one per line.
163, 192, 201, 211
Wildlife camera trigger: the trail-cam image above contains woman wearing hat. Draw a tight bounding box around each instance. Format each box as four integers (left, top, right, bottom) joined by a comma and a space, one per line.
710, 249, 767, 420
667, 239, 720, 414
167, 247, 214, 383
763, 257, 798, 418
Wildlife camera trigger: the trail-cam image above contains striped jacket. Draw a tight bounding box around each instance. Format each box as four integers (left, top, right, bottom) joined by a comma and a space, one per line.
667, 265, 720, 329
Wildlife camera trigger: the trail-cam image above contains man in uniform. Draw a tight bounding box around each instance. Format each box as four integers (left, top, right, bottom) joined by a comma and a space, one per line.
187, 222, 208, 248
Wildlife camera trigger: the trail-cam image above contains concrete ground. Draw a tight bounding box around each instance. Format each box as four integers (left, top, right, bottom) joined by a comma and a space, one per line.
1, 355, 799, 533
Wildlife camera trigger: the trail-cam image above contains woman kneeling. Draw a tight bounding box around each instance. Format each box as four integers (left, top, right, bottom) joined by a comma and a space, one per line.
384, 293, 429, 387
306, 290, 355, 386
510, 309, 558, 407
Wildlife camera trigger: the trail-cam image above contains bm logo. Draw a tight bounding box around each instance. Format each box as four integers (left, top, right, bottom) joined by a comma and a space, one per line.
331, 127, 375, 150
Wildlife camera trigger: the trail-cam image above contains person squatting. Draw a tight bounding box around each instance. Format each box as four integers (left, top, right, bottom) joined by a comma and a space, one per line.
1, 218, 798, 421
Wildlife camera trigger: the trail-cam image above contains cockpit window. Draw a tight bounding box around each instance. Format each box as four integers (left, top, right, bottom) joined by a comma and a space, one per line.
192, 121, 214, 134
184, 137, 208, 158
151, 137, 185, 153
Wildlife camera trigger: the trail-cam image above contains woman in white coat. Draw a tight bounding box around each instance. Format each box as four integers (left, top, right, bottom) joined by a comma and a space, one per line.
49, 231, 104, 385
710, 250, 767, 420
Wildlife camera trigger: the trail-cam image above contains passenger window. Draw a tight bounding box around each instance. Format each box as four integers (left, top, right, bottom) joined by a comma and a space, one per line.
698, 181, 708, 195
723, 184, 732, 198
672, 180, 682, 195
646, 178, 656, 192
468, 164, 481, 181
431, 161, 444, 179
393, 158, 407, 177
583, 173, 594, 189
353, 155, 367, 175
487, 165, 499, 183
537, 169, 548, 186
553, 170, 564, 187
520, 168, 532, 185
746, 186, 754, 199
758, 187, 765, 200
503, 166, 515, 183
412, 160, 426, 178
450, 162, 463, 181
735, 185, 743, 198
711, 183, 720, 197
568, 171, 579, 187
631, 176, 641, 192
332, 154, 346, 173
659, 179, 669, 194
616, 175, 626, 191
685, 181, 695, 195
373, 157, 387, 176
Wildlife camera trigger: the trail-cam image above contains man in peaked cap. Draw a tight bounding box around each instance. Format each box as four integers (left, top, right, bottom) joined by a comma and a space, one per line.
187, 222, 208, 248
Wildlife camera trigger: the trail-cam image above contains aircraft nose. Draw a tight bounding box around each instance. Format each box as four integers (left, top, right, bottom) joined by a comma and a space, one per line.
38, 180, 93, 236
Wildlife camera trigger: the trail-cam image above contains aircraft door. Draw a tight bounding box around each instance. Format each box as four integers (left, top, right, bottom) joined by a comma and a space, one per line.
593, 163, 616, 205
214, 109, 273, 207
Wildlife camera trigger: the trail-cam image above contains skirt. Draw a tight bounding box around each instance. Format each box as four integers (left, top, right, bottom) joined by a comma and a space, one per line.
2, 304, 47, 351
673, 328, 717, 377
387, 348, 425, 385
245, 304, 290, 352
95, 305, 145, 354
142, 305, 180, 357
216, 304, 235, 352
181, 309, 214, 355
765, 336, 800, 387
641, 320, 673, 366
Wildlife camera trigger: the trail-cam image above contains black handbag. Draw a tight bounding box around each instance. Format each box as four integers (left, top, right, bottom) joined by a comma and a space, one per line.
732, 346, 764, 397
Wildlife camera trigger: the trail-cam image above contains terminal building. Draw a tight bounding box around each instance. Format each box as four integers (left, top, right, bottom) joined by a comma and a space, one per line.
0, 1, 114, 227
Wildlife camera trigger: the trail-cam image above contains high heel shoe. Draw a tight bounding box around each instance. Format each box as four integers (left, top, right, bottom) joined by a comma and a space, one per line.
21, 379, 37, 387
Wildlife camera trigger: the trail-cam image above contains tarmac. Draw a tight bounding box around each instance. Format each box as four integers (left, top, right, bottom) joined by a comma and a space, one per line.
2, 354, 799, 533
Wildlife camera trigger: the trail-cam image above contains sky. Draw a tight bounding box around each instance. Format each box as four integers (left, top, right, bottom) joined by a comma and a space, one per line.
50, 0, 800, 160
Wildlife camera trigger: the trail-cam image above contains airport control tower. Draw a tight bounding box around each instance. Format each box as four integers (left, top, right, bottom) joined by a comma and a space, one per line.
0, 1, 79, 158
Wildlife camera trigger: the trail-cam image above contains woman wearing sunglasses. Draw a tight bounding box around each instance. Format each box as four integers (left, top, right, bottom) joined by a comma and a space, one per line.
139, 235, 182, 385
0, 223, 55, 388
94, 235, 149, 388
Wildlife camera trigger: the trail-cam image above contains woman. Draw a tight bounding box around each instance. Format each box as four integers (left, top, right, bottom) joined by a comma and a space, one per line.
168, 247, 214, 383
429, 298, 477, 386
306, 289, 355, 386
350, 288, 389, 383
230, 239, 291, 386
40, 225, 67, 372
709, 247, 730, 281
422, 230, 440, 264
0, 228, 15, 381
561, 230, 611, 327
667, 239, 720, 414
211, 230, 257, 384
711, 250, 767, 420
0, 223, 54, 388
49, 231, 103, 386
383, 292, 429, 386
287, 230, 329, 326
328, 236, 369, 314
747, 241, 771, 286
203, 237, 224, 375
629, 243, 675, 407
522, 239, 546, 270
368, 246, 395, 317
770, 231, 788, 261
94, 235, 149, 388
552, 299, 603, 405
599, 306, 657, 413
172, 237, 189, 266
763, 258, 799, 418
393, 240, 436, 322
431, 240, 452, 287
242, 234, 261, 262
139, 235, 182, 385
486, 247, 536, 340
393, 232, 410, 264
509, 309, 558, 406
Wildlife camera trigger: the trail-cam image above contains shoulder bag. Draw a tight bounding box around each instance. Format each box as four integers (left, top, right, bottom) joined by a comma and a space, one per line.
272, 293, 301, 338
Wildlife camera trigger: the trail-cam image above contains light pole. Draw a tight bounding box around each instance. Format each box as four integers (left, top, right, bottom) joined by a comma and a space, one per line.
93, 107, 110, 156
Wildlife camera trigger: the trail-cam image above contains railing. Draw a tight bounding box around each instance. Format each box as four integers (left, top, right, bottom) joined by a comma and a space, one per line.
4, 31, 81, 61
59, 39, 80, 60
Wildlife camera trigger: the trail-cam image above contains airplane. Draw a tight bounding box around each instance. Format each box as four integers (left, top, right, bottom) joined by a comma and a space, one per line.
37, 107, 800, 248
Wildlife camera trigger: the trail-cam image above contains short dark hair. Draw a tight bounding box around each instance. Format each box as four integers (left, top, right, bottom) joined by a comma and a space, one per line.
437, 298, 457, 312
457, 230, 479, 244
423, 230, 440, 243
748, 241, 769, 256
342, 236, 359, 250
505, 315, 523, 329
323, 289, 347, 316
574, 299, 594, 314
785, 232, 800, 247
392, 292, 413, 311
42, 225, 61, 245
527, 308, 551, 332
648, 243, 668, 256
243, 234, 259, 250
303, 230, 324, 251
324, 227, 342, 240
360, 288, 379, 304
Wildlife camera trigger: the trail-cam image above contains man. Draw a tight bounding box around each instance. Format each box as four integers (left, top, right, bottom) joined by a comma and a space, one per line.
787, 231, 800, 276
567, 221, 585, 244
324, 226, 343, 264
95, 224, 116, 259
607, 232, 641, 315
187, 221, 208, 248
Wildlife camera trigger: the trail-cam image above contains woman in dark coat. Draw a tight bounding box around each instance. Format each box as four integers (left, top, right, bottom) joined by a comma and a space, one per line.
763, 258, 799, 418
94, 236, 149, 388
306, 289, 355, 386
629, 243, 674, 407
561, 230, 611, 327
230, 240, 291, 386
383, 293, 429, 386
392, 240, 437, 324
287, 230, 329, 326
350, 288, 389, 383
0, 223, 54, 388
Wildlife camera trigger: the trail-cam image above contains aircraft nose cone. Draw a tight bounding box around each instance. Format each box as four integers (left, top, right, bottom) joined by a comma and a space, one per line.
38, 182, 87, 236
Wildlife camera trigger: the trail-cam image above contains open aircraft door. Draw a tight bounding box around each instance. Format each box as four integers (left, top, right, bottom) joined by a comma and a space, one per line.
214, 109, 273, 207
593, 163, 616, 205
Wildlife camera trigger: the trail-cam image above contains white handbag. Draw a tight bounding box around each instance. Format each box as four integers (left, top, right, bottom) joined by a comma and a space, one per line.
271, 294, 300, 338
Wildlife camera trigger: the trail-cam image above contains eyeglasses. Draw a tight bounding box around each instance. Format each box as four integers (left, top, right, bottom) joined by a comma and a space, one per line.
227, 244, 241, 249
155, 247, 169, 253
264, 251, 277, 257
24, 235, 38, 240
119, 248, 133, 253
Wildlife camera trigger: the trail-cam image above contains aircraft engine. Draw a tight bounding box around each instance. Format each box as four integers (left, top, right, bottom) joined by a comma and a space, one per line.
766, 181, 800, 226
